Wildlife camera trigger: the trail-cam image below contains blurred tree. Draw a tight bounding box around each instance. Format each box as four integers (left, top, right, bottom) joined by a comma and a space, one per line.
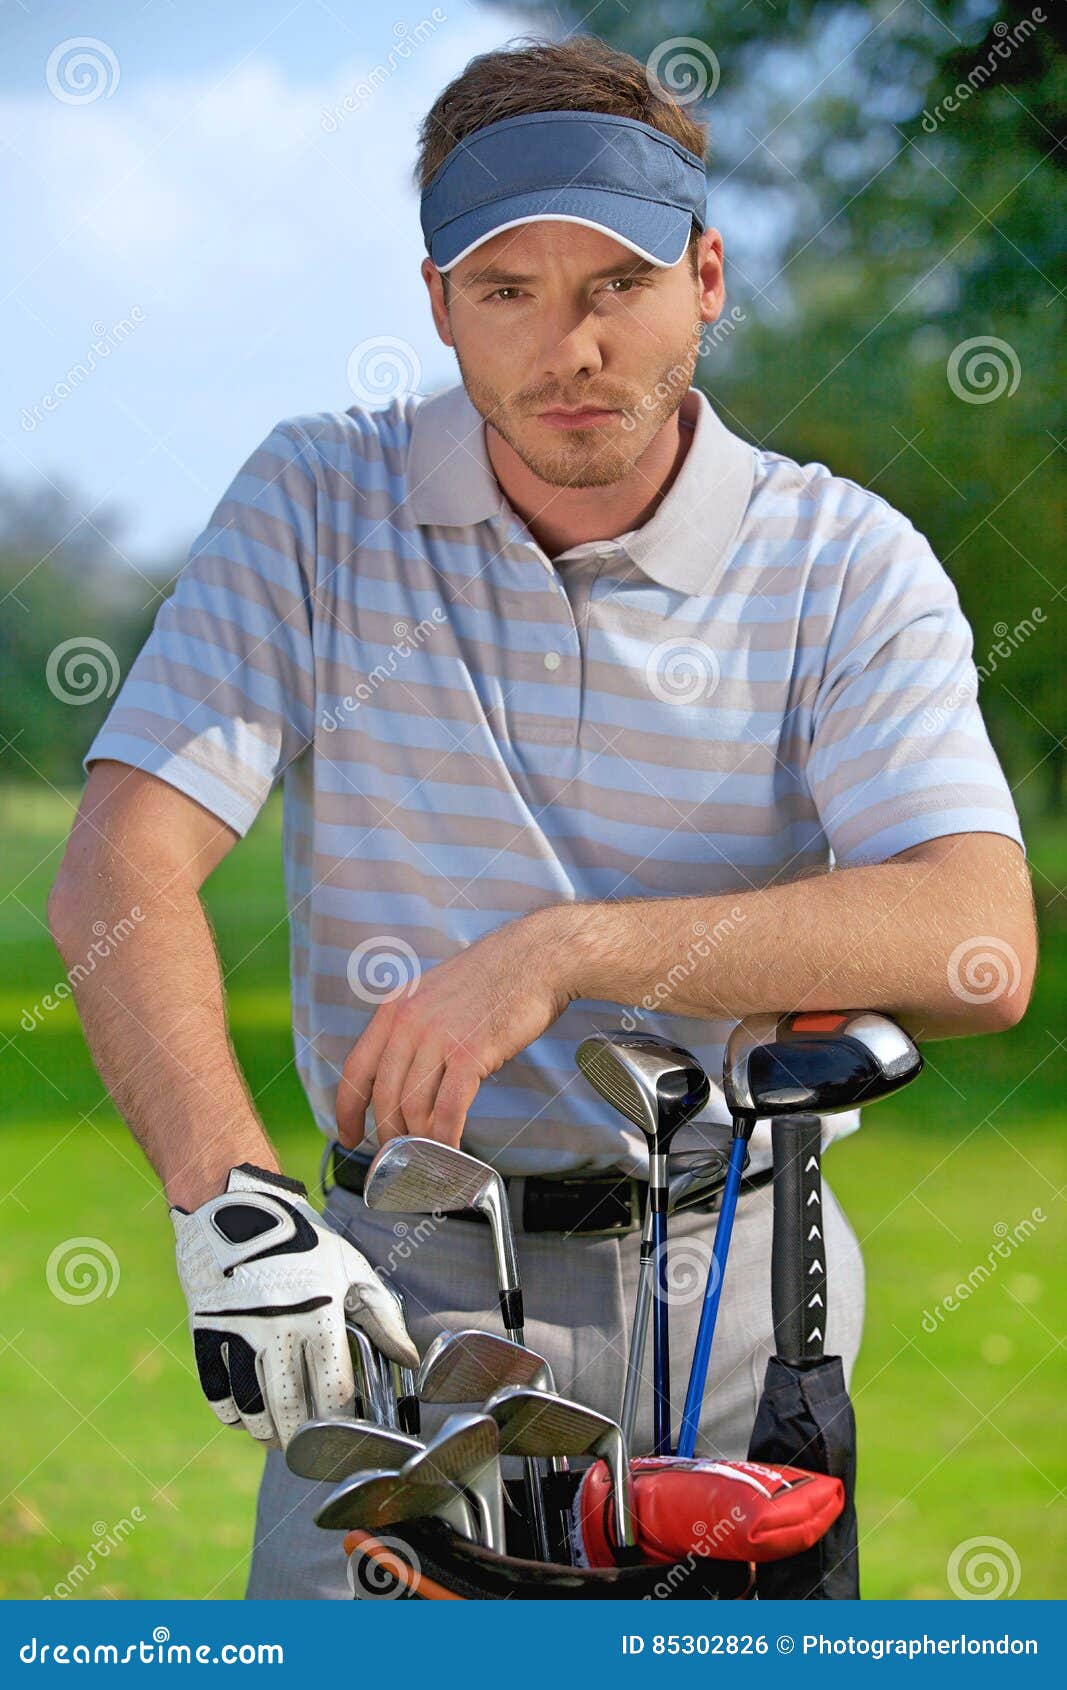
0, 479, 165, 784
487, 0, 1066, 811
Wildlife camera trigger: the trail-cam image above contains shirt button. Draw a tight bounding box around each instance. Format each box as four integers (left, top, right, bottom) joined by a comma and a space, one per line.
543, 651, 562, 672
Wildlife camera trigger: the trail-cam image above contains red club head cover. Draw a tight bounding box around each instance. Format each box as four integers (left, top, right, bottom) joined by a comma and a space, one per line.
575, 1456, 844, 1567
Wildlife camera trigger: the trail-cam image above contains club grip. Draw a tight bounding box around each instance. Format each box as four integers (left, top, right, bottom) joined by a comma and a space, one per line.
770, 1114, 826, 1362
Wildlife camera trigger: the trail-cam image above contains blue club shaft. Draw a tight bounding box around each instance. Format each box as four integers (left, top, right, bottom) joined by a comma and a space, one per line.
651, 1203, 671, 1455
676, 1132, 749, 1457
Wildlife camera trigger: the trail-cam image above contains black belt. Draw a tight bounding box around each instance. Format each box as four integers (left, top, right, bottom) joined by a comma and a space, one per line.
329, 1143, 773, 1238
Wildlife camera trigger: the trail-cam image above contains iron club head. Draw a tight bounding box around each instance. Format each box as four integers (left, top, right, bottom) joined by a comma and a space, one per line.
364, 1139, 524, 1338
400, 1412, 505, 1553
418, 1328, 555, 1404
286, 1418, 422, 1483
314, 1466, 476, 1538
483, 1386, 636, 1549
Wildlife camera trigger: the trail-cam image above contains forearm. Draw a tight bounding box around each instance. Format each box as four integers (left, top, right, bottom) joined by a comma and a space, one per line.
49, 846, 278, 1208
556, 840, 1034, 1040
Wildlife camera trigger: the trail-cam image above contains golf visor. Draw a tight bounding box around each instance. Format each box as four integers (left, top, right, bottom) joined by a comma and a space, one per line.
420, 109, 709, 273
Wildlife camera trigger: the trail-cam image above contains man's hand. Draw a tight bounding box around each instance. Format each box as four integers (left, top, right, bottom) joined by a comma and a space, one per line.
173, 1164, 419, 1449
336, 907, 578, 1149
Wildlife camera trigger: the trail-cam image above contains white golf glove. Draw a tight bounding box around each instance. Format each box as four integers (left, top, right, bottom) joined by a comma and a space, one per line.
172, 1163, 418, 1448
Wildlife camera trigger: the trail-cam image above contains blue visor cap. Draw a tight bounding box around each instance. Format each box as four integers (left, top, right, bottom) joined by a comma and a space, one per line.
421, 109, 709, 273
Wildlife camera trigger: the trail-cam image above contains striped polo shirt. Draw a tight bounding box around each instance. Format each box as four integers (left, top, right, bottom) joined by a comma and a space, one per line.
87, 381, 1024, 1177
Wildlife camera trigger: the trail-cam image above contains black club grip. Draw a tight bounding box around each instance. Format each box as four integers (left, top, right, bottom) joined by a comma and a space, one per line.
770, 1114, 827, 1363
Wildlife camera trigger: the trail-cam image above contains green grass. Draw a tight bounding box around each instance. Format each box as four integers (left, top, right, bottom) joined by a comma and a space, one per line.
1, 788, 1063, 1598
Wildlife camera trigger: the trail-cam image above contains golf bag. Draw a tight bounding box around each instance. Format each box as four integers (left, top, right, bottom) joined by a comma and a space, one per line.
342, 1472, 755, 1600
339, 1452, 847, 1600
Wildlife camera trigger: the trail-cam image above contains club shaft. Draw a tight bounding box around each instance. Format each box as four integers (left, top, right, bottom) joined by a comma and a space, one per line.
621, 1162, 729, 1446
605, 1435, 637, 1549
677, 1133, 749, 1457
488, 1181, 559, 1560
375, 1352, 400, 1429
651, 1201, 671, 1455
466, 1475, 506, 1553
502, 1320, 553, 1560
386, 1288, 421, 1435
346, 1324, 386, 1425
620, 1206, 655, 1446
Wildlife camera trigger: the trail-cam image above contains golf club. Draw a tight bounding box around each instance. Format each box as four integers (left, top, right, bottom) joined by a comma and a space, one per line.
417, 1327, 555, 1403
677, 1009, 922, 1457
400, 1412, 506, 1553
385, 1286, 421, 1436
364, 1138, 525, 1333
345, 1321, 388, 1425
576, 1032, 710, 1455
484, 1385, 637, 1550
374, 1348, 400, 1430
418, 1329, 573, 1565
364, 1138, 551, 1560
286, 1417, 422, 1483
619, 1149, 729, 1448
315, 1466, 478, 1540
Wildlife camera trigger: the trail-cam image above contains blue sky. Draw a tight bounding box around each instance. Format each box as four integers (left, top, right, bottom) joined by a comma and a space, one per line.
0, 0, 532, 570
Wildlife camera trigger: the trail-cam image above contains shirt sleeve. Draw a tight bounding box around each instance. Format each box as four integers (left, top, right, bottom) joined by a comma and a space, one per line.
85, 422, 317, 835
805, 513, 1025, 865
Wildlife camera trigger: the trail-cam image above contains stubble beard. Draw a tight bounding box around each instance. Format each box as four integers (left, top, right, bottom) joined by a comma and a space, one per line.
455, 327, 702, 492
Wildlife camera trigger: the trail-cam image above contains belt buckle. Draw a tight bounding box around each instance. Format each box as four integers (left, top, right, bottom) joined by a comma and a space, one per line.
564, 1176, 640, 1239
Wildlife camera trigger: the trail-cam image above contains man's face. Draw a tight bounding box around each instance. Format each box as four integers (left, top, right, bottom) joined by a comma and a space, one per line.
422, 221, 725, 490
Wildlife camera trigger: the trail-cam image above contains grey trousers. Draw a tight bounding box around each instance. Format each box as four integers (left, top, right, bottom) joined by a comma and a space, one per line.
245, 1175, 864, 1598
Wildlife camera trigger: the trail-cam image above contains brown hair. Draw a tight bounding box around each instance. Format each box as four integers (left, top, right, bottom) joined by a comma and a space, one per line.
415, 35, 708, 297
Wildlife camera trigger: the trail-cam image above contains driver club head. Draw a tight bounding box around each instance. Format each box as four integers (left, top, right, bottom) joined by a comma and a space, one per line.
724, 1010, 922, 1120
576, 1032, 710, 1154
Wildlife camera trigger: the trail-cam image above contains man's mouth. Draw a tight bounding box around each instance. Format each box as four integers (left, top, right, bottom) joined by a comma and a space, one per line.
536, 405, 620, 429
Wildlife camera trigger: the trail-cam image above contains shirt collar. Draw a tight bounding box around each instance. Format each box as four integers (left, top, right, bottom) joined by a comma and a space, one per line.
406, 380, 756, 597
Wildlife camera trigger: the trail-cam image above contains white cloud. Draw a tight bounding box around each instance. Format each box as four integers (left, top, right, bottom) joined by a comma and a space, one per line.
0, 5, 542, 562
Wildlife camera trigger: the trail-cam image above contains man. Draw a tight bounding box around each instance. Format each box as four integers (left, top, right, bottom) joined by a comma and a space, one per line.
49, 39, 1036, 1599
